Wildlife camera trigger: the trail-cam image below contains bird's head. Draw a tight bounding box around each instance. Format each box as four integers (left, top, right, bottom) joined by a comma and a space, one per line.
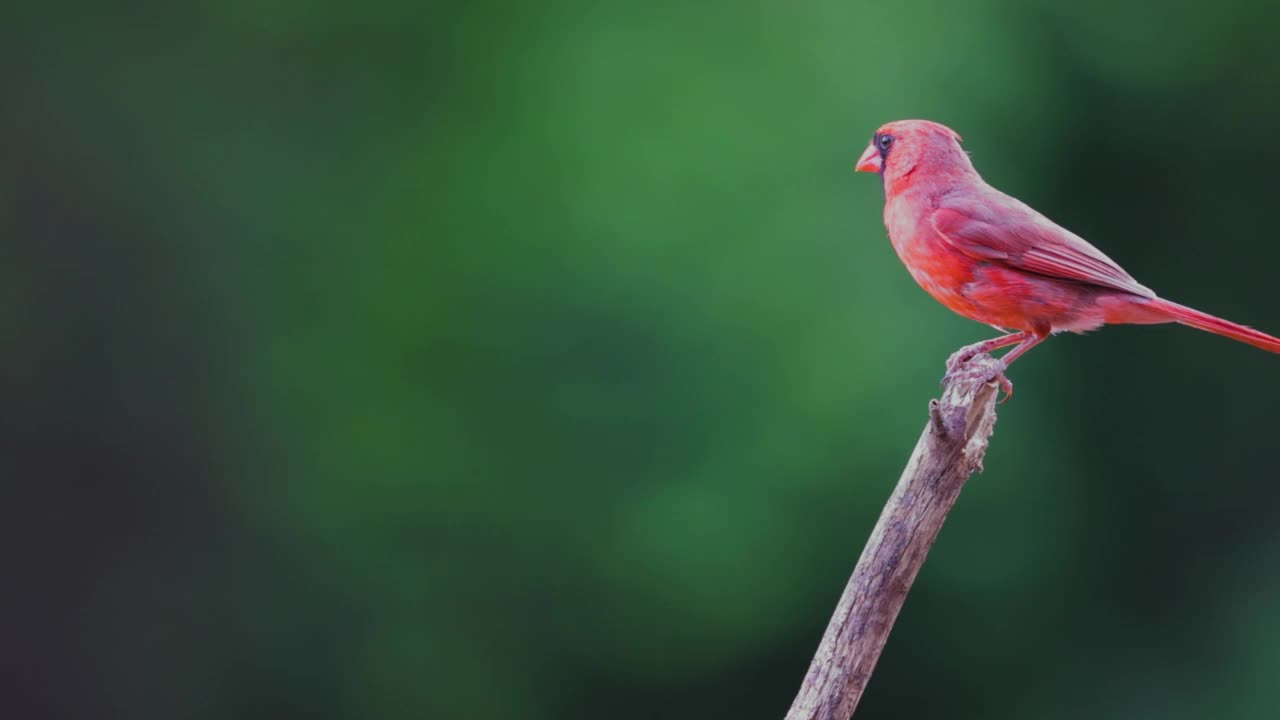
856, 119, 971, 187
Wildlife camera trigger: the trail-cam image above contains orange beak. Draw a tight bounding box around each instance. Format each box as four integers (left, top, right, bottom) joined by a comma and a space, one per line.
855, 142, 882, 173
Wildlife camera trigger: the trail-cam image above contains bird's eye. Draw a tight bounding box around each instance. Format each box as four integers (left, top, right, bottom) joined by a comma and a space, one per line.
877, 134, 894, 151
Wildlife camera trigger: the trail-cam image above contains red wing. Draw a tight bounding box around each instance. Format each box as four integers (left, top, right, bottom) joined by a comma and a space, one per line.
931, 197, 1153, 298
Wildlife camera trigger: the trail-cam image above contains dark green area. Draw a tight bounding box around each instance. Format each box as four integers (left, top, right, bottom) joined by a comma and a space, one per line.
5, 1, 1280, 717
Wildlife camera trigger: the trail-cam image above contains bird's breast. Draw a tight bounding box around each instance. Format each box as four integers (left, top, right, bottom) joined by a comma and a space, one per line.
884, 198, 977, 313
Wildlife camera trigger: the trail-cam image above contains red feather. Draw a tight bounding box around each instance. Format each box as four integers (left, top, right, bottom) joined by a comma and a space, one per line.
931, 198, 1153, 298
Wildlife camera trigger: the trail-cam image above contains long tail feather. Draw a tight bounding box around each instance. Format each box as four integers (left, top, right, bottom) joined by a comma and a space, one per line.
1149, 298, 1280, 354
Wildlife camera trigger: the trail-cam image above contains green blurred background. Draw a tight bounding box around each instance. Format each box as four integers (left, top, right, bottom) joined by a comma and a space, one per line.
6, 1, 1280, 717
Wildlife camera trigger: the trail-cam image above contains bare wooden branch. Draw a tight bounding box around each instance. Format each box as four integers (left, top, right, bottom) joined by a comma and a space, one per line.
784, 354, 1004, 720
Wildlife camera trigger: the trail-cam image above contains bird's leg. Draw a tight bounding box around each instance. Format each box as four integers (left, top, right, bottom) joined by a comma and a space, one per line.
998, 333, 1046, 368
945, 331, 1027, 375
988, 333, 1048, 403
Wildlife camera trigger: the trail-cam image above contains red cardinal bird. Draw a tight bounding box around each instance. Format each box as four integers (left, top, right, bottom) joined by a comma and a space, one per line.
856, 119, 1280, 398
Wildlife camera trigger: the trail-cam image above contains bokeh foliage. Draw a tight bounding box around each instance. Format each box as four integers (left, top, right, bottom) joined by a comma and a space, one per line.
5, 1, 1280, 718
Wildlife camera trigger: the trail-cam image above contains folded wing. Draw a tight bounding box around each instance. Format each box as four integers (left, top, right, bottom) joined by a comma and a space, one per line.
931, 194, 1153, 298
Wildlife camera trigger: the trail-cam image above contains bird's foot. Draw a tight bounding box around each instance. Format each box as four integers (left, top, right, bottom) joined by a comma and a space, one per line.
945, 341, 988, 376
994, 368, 1013, 403
942, 354, 1014, 403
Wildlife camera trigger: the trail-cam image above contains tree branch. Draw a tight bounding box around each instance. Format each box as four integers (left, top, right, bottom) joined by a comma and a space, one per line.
784, 354, 1004, 720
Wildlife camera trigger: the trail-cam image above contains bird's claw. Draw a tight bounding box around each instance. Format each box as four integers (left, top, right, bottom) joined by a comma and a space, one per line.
944, 345, 981, 376
995, 370, 1013, 403
942, 353, 1014, 403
